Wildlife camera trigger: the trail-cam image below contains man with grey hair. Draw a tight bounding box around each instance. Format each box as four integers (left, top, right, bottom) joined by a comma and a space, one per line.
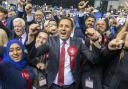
12, 18, 27, 44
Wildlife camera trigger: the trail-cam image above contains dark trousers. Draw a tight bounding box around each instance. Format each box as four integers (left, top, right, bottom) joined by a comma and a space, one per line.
49, 83, 76, 89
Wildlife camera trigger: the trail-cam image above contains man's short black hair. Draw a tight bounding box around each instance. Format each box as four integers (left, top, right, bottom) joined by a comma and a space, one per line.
58, 16, 74, 29
86, 15, 96, 22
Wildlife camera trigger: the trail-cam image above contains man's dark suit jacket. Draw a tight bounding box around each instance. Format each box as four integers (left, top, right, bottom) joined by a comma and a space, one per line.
33, 36, 100, 88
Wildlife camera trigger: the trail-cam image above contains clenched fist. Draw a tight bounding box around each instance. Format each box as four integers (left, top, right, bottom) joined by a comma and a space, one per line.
85, 28, 102, 42
29, 23, 40, 36
18, 0, 26, 7
78, 0, 88, 9
108, 39, 124, 50
25, 3, 32, 14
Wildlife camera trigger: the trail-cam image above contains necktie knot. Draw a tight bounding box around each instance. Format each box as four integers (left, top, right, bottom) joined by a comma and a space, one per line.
62, 41, 66, 46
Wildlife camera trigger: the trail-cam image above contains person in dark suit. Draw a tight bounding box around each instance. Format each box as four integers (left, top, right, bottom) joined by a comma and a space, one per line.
103, 20, 128, 89
27, 17, 101, 89
0, 21, 12, 39
81, 28, 104, 89
12, 17, 40, 44
11, 18, 28, 44
0, 6, 13, 39
32, 31, 49, 89
0, 6, 8, 27
74, 15, 96, 40
25, 4, 45, 31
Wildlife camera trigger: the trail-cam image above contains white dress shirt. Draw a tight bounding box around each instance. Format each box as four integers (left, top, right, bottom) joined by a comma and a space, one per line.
54, 38, 74, 85
27, 15, 34, 22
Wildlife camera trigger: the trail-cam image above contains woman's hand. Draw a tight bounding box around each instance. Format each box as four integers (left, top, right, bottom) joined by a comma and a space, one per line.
36, 63, 46, 70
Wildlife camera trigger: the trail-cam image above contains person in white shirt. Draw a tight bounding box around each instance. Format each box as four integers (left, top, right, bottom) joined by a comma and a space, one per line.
13, 18, 27, 44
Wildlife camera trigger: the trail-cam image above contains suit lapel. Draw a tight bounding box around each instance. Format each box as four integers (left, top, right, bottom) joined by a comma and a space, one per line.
55, 37, 60, 61
70, 37, 75, 46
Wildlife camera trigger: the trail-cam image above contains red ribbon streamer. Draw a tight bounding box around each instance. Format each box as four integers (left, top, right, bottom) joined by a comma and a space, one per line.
68, 45, 78, 70
22, 70, 31, 89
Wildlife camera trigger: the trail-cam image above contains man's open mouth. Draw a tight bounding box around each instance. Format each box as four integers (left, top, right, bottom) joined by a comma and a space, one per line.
61, 32, 66, 35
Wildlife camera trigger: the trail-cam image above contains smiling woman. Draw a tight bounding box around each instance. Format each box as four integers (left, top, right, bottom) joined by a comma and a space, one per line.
9, 43, 23, 62
0, 40, 35, 89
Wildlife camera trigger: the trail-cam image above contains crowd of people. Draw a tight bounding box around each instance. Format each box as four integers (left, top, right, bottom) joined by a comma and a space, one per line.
0, 0, 128, 89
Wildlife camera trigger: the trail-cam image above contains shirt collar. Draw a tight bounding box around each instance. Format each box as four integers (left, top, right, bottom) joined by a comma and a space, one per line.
21, 32, 27, 38
60, 38, 70, 46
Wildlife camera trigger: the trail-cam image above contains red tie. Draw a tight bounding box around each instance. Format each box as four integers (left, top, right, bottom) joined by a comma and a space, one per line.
58, 41, 66, 86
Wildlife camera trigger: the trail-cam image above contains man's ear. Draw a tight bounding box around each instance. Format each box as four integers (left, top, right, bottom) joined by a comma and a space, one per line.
71, 28, 74, 33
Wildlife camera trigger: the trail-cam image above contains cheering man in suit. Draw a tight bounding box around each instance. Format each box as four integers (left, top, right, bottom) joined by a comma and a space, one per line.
27, 17, 101, 89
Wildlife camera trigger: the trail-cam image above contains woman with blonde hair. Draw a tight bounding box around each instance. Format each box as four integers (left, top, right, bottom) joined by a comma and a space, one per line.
0, 28, 8, 47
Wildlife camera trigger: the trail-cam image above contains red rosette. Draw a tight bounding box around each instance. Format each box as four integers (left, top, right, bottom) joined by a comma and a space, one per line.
22, 70, 31, 89
68, 45, 78, 70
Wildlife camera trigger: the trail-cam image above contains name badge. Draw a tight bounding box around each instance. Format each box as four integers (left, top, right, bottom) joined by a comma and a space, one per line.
32, 86, 36, 89
39, 78, 47, 87
85, 79, 93, 88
